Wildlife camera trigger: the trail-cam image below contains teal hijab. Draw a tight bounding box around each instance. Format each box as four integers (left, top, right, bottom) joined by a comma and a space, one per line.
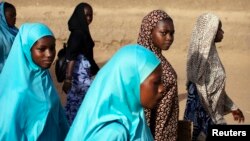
0, 23, 69, 141
65, 44, 160, 141
0, 2, 18, 73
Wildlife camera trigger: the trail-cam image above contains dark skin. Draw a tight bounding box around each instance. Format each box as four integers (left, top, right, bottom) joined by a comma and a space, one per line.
214, 21, 244, 123
62, 60, 75, 93
232, 109, 244, 123
84, 5, 93, 25
140, 65, 164, 109
63, 4, 94, 93
4, 6, 16, 27
152, 19, 175, 50
214, 21, 224, 43
31, 36, 56, 69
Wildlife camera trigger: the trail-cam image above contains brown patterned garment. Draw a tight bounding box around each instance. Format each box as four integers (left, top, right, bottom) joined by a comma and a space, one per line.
137, 10, 179, 141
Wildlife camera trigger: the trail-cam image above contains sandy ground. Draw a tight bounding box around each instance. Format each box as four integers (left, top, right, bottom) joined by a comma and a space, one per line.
7, 0, 250, 124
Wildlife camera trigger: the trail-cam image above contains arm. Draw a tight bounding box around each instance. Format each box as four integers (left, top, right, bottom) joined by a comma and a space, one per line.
223, 91, 244, 123
62, 32, 81, 93
62, 60, 75, 93
82, 34, 99, 76
65, 60, 75, 80
88, 57, 99, 76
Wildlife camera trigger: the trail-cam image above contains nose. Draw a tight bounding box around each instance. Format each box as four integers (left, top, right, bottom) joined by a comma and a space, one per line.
45, 49, 54, 58
166, 33, 173, 41
158, 82, 164, 96
13, 18, 16, 24
87, 18, 92, 25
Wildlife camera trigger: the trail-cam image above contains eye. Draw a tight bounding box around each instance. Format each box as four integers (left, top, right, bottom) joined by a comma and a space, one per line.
154, 78, 162, 85
170, 31, 175, 36
37, 47, 46, 52
11, 13, 16, 18
160, 31, 167, 36
49, 46, 56, 52
160, 30, 175, 36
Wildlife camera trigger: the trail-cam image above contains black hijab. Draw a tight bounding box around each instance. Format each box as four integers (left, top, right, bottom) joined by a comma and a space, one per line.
68, 2, 94, 48
66, 2, 99, 75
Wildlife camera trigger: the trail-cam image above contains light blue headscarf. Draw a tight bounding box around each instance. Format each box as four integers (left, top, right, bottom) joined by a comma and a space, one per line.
65, 44, 160, 141
0, 23, 69, 141
0, 2, 18, 73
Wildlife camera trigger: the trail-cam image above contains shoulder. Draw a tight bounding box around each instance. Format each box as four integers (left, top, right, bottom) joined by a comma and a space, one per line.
92, 122, 129, 141
70, 30, 84, 37
68, 31, 85, 43
105, 122, 128, 134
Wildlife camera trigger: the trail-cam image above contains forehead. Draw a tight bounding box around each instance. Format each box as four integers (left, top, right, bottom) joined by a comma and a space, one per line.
155, 19, 174, 29
5, 7, 16, 13
150, 65, 162, 77
218, 21, 222, 27
35, 36, 55, 45
84, 6, 92, 13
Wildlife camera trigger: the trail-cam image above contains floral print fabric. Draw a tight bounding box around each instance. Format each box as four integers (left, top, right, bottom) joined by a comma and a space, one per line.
65, 54, 92, 124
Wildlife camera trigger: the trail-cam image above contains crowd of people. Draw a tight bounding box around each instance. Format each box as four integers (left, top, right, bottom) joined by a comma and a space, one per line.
0, 1, 245, 141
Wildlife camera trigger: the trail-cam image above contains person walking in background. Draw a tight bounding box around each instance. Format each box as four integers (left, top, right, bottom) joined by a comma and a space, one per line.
184, 13, 245, 141
62, 2, 99, 125
65, 44, 164, 140
137, 10, 179, 141
0, 23, 69, 140
0, 1, 18, 73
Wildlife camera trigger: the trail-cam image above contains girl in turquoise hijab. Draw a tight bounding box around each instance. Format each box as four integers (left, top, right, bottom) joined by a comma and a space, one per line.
0, 2, 18, 73
0, 23, 69, 140
65, 44, 164, 141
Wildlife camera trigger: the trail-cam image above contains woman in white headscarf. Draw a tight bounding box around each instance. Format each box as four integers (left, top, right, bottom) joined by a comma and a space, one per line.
184, 13, 244, 140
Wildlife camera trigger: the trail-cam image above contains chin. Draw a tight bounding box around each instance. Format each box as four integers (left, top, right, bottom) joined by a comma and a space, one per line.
149, 103, 158, 109
41, 64, 51, 69
215, 39, 222, 43
162, 47, 170, 50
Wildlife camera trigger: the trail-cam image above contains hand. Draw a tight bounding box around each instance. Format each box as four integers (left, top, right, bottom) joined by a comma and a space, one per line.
62, 79, 72, 94
232, 109, 245, 123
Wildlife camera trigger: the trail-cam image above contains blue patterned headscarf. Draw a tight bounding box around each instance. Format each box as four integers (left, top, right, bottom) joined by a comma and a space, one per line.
0, 2, 18, 73
65, 44, 160, 141
0, 23, 69, 140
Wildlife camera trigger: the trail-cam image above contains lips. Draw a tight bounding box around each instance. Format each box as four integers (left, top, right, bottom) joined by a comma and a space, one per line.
43, 60, 53, 64
166, 42, 172, 46
162, 43, 171, 50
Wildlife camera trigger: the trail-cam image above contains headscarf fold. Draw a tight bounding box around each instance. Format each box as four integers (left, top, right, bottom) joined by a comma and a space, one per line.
65, 44, 160, 141
0, 23, 69, 140
187, 13, 238, 124
0, 2, 18, 73
137, 10, 179, 141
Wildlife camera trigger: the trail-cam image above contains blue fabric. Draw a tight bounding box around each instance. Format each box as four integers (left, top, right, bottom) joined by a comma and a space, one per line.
0, 2, 18, 73
184, 82, 214, 141
65, 44, 160, 141
0, 23, 69, 141
65, 54, 92, 125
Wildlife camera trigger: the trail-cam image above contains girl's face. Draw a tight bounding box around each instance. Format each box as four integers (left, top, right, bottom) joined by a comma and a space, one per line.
84, 6, 93, 25
4, 7, 16, 27
214, 21, 224, 43
152, 19, 175, 50
140, 65, 164, 109
31, 36, 56, 69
